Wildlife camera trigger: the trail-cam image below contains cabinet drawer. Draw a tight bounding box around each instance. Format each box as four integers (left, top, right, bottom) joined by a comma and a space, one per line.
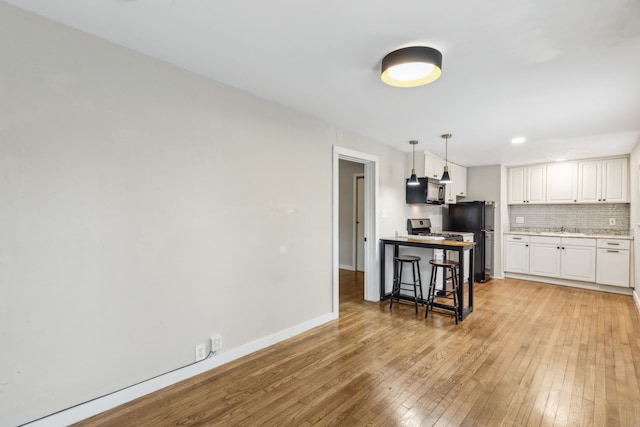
505, 234, 529, 243
530, 236, 561, 244
561, 237, 596, 247
597, 239, 630, 250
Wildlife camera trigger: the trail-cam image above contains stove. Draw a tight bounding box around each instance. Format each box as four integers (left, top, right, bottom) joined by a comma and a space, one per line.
406, 219, 464, 241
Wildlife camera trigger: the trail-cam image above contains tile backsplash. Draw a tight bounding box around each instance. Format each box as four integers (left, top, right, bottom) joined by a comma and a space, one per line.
508, 203, 630, 235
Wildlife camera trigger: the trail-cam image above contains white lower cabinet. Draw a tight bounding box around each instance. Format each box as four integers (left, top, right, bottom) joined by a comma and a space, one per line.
560, 238, 596, 282
505, 234, 598, 283
529, 236, 561, 277
596, 239, 630, 287
504, 235, 529, 273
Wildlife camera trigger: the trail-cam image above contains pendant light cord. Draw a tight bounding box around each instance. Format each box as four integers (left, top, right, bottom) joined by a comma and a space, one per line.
442, 134, 451, 166
412, 142, 416, 170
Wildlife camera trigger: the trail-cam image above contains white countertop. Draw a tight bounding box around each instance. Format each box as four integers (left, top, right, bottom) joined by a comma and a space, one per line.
504, 230, 633, 240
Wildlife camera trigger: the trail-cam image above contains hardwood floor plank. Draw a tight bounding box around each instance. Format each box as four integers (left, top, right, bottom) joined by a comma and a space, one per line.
74, 273, 640, 427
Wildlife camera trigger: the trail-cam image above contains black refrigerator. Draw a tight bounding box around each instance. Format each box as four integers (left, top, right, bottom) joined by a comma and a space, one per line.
447, 201, 495, 283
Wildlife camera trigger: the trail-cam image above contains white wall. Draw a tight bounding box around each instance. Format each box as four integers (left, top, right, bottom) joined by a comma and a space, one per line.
629, 142, 640, 308
465, 165, 504, 277
0, 4, 406, 425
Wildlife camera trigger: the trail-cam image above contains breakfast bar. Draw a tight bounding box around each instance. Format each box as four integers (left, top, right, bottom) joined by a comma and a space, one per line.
379, 237, 476, 321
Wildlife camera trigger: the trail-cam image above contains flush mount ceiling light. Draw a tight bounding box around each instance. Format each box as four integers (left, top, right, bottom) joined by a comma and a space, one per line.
381, 46, 443, 87
407, 140, 420, 186
511, 137, 526, 144
440, 134, 452, 184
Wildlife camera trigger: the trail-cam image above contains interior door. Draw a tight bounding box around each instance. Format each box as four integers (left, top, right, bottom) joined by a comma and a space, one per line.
356, 175, 365, 272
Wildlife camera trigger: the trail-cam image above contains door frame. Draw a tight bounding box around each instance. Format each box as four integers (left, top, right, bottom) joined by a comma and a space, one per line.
333, 145, 379, 313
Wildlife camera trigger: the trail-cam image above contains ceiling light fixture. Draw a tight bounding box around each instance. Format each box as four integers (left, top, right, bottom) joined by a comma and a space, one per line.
511, 137, 526, 144
440, 134, 452, 184
381, 46, 443, 87
408, 140, 420, 186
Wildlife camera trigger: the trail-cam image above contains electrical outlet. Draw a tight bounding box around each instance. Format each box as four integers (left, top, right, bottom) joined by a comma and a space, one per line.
516, 216, 525, 224
195, 344, 206, 361
609, 218, 616, 226
210, 334, 222, 352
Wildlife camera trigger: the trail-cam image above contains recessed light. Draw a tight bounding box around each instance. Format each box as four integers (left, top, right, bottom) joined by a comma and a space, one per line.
511, 137, 526, 144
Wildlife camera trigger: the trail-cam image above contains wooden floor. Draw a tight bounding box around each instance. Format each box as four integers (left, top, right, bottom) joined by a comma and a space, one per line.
76, 271, 640, 426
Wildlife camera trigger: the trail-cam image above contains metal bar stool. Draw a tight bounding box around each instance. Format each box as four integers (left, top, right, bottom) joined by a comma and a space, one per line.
389, 255, 424, 314
425, 259, 461, 324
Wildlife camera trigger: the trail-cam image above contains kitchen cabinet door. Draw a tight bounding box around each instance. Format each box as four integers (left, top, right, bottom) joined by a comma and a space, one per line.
452, 163, 467, 197
508, 167, 527, 204
561, 245, 596, 282
527, 165, 547, 203
602, 158, 628, 202
444, 162, 467, 204
509, 166, 546, 204
578, 158, 628, 203
546, 162, 578, 203
424, 152, 443, 180
529, 243, 561, 277
596, 248, 630, 287
504, 236, 529, 273
578, 160, 601, 202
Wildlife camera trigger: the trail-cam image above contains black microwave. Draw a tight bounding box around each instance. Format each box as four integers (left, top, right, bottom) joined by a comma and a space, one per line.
406, 177, 445, 204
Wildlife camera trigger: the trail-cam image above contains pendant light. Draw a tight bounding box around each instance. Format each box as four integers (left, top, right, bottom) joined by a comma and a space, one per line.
407, 140, 420, 186
440, 134, 452, 184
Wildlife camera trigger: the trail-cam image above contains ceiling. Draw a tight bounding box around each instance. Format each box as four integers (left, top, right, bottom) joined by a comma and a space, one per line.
5, 0, 640, 166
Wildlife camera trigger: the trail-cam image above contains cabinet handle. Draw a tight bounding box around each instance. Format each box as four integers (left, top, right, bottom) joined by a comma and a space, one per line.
561, 247, 565, 250
606, 242, 620, 246
557, 246, 560, 249
513, 237, 522, 240
606, 250, 620, 253
525, 244, 529, 247
573, 200, 577, 202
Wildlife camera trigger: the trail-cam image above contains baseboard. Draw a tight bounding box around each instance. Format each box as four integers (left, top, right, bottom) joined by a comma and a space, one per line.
634, 290, 640, 314
25, 312, 338, 427
505, 273, 634, 296
339, 264, 354, 270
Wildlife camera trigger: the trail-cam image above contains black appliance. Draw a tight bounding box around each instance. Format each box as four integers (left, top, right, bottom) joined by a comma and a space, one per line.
406, 178, 445, 204
407, 218, 463, 241
447, 201, 495, 282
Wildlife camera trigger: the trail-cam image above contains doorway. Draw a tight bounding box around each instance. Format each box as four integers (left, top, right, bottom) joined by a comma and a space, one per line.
333, 146, 379, 315
355, 174, 364, 272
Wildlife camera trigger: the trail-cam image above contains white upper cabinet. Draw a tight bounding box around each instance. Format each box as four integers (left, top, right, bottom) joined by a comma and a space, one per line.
508, 157, 628, 205
578, 160, 601, 202
578, 158, 628, 203
508, 165, 546, 204
602, 158, 628, 202
425, 152, 466, 204
424, 152, 443, 180
452, 163, 467, 197
444, 162, 467, 204
546, 162, 578, 203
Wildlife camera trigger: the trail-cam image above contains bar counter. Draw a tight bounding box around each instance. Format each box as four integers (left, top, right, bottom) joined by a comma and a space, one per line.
379, 237, 475, 321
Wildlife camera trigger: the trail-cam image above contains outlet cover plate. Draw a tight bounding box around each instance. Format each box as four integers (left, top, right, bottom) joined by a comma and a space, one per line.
195, 344, 206, 361
210, 334, 222, 352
